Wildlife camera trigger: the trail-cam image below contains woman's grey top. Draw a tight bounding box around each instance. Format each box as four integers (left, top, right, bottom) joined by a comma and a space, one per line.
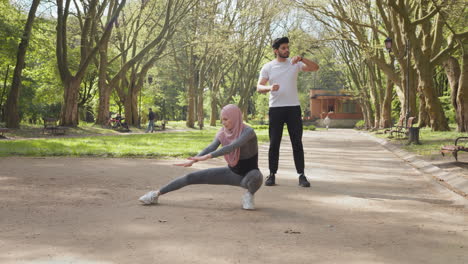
197, 126, 258, 159
197, 126, 258, 176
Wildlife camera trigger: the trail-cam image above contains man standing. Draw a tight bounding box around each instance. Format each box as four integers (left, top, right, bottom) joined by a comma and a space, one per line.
257, 37, 319, 187
146, 108, 156, 133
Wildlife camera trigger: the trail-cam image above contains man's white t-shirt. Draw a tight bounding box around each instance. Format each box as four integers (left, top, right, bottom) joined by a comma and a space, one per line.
259, 58, 304, 108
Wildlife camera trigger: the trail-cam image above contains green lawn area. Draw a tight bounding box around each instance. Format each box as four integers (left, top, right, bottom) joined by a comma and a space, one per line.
373, 126, 468, 157
0, 122, 121, 138
0, 120, 196, 139
0, 129, 270, 158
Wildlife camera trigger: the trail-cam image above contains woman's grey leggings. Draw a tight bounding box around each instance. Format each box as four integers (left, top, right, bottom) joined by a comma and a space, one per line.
159, 167, 263, 195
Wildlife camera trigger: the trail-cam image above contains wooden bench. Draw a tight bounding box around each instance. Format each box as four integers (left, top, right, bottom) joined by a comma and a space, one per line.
383, 116, 404, 135
386, 116, 415, 138
0, 128, 9, 138
441, 137, 468, 161
156, 120, 166, 131
43, 118, 69, 135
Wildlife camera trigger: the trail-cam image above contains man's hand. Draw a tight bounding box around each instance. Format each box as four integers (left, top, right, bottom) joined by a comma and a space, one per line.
257, 78, 273, 93
291, 55, 302, 64
271, 83, 280, 92
174, 159, 197, 167
188, 154, 212, 162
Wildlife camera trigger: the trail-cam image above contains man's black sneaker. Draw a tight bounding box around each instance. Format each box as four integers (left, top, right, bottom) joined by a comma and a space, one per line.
265, 173, 276, 186
299, 174, 310, 187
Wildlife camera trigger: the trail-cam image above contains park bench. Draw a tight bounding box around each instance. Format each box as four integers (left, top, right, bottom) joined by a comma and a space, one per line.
386, 116, 415, 138
383, 116, 404, 135
42, 118, 69, 135
441, 137, 468, 161
155, 120, 166, 131
0, 127, 9, 138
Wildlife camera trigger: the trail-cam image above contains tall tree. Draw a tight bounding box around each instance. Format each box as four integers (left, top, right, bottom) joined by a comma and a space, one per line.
56, 0, 125, 126
94, 0, 120, 125
4, 0, 40, 128
106, 0, 197, 126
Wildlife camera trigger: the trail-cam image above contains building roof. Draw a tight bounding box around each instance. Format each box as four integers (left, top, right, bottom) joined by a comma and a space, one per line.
311, 94, 352, 99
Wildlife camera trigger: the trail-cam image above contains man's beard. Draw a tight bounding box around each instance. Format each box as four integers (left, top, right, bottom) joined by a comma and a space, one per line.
278, 52, 289, 58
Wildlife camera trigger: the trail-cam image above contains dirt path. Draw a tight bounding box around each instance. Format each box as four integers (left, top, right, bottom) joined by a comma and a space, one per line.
1, 129, 467, 263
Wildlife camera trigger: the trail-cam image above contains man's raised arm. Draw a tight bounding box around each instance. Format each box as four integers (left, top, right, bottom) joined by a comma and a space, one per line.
257, 78, 279, 94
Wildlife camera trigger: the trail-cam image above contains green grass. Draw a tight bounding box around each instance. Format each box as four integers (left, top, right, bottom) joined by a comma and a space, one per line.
1, 122, 121, 139
373, 126, 468, 157
0, 129, 270, 158
0, 120, 218, 139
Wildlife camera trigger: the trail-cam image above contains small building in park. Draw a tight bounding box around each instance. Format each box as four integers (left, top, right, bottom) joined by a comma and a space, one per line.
307, 88, 363, 128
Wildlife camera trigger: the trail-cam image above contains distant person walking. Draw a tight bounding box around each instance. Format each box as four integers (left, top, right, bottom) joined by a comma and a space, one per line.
323, 114, 331, 130
146, 108, 156, 133
257, 37, 319, 187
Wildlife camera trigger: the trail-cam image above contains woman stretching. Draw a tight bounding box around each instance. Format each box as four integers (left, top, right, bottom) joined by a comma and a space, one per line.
139, 104, 263, 210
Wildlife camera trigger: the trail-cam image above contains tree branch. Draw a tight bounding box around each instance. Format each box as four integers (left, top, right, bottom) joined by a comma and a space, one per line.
411, 7, 437, 26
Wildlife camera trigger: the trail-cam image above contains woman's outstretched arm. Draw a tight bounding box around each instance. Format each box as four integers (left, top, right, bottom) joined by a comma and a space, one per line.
174, 135, 221, 167
205, 127, 255, 158
197, 138, 221, 157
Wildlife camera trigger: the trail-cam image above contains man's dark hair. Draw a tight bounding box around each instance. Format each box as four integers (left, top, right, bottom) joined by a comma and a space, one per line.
272, 37, 289, 49
149, 108, 152, 111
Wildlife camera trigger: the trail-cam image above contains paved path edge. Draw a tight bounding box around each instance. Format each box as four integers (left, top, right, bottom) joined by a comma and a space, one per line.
357, 130, 468, 199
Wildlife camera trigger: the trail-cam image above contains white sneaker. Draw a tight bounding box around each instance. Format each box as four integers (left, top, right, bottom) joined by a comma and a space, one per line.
139, 191, 159, 205
242, 192, 255, 210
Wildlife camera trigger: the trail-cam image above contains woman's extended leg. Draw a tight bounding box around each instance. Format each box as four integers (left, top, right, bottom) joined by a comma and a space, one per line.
139, 167, 263, 210
139, 167, 243, 205
159, 167, 243, 194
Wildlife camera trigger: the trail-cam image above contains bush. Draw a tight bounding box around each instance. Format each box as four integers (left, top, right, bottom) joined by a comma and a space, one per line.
303, 125, 316, 131
391, 97, 401, 122
250, 124, 269, 130
355, 120, 365, 129
439, 95, 456, 124
246, 119, 267, 125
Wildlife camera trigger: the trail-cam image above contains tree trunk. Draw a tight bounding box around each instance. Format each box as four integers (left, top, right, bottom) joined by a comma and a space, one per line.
122, 85, 139, 126
366, 62, 381, 128
210, 96, 217, 126
408, 67, 418, 120
60, 77, 81, 126
418, 90, 429, 128
196, 67, 206, 129
96, 33, 112, 125
96, 84, 112, 125
360, 99, 371, 129
0, 65, 11, 122
443, 56, 461, 129
131, 89, 139, 126
186, 76, 195, 128
457, 45, 468, 132
197, 92, 204, 129
398, 64, 418, 122
380, 77, 393, 128
123, 96, 132, 126
416, 63, 449, 131
209, 80, 219, 126
4, 0, 40, 128
365, 100, 374, 129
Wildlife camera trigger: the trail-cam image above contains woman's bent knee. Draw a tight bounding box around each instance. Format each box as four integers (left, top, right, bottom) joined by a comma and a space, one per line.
242, 169, 263, 193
